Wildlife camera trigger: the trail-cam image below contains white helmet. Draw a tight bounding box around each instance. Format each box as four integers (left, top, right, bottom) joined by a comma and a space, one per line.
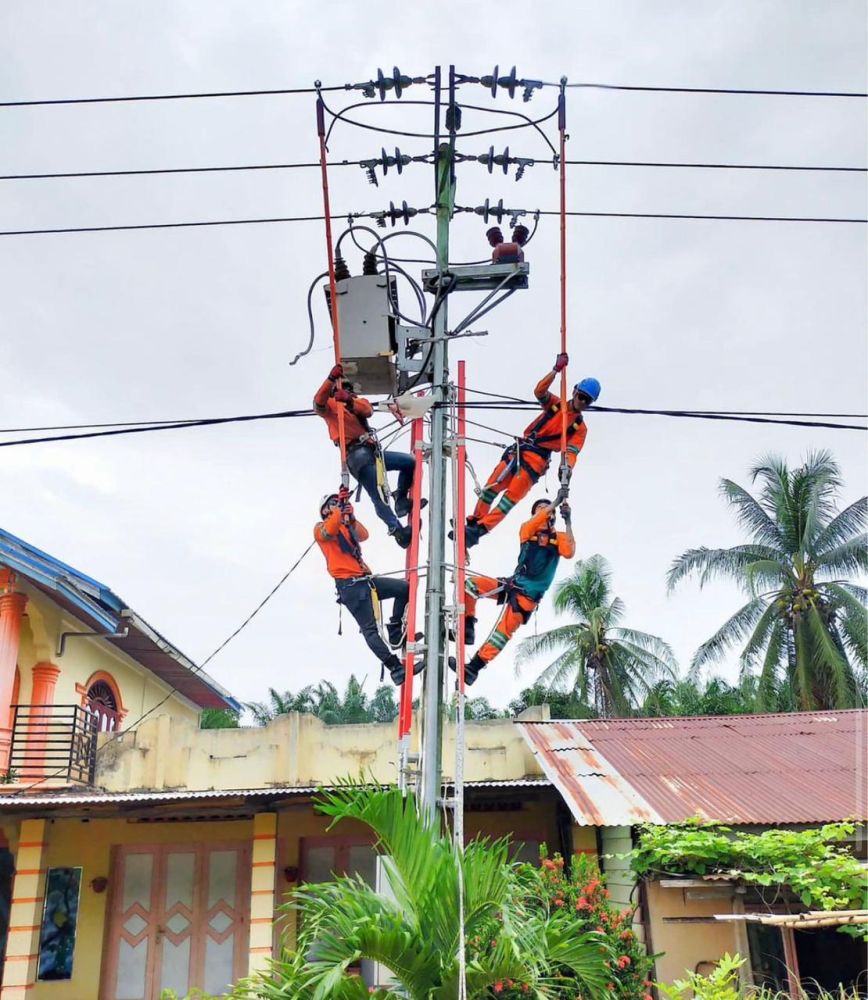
319, 493, 340, 518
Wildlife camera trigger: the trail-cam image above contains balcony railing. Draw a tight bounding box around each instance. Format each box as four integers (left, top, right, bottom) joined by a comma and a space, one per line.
9, 704, 99, 784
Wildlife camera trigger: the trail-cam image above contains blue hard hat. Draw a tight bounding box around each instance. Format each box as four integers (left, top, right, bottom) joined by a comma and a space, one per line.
574, 377, 601, 402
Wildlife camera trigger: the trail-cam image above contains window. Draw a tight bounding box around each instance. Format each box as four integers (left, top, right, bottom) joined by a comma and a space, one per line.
86, 679, 120, 732
299, 838, 376, 887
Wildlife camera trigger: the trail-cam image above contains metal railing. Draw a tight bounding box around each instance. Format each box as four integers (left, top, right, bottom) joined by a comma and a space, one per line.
9, 704, 99, 784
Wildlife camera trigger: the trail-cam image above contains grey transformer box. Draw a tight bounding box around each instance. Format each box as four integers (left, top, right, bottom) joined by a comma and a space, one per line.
324, 273, 432, 396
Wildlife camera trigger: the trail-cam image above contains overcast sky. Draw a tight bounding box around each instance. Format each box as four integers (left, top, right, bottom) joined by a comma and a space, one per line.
1, 1, 865, 717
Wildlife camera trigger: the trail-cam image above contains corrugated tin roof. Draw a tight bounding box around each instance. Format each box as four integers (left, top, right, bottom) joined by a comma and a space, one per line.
0, 778, 552, 811
518, 710, 868, 826
1, 527, 240, 712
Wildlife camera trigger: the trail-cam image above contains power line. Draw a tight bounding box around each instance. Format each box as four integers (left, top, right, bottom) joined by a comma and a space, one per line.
552, 82, 868, 98
4, 206, 866, 238
565, 159, 866, 174
0, 403, 864, 451
0, 84, 347, 108
4, 157, 863, 183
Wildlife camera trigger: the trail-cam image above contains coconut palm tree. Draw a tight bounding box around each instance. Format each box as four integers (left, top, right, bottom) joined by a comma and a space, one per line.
516, 555, 677, 717
668, 451, 867, 711
231, 785, 609, 999
245, 676, 399, 725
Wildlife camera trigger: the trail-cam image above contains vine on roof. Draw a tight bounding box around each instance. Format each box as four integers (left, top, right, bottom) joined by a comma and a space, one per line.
630, 819, 868, 938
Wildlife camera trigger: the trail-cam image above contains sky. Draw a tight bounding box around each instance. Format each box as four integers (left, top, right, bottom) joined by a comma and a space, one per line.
1, 0, 865, 718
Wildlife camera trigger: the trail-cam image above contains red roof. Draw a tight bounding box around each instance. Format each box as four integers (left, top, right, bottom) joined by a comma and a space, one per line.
518, 710, 868, 826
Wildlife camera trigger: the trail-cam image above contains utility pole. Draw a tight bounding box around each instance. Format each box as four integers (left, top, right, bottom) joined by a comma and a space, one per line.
418, 66, 456, 822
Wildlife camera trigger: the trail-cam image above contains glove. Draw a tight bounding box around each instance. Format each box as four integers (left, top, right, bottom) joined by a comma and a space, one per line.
340, 502, 354, 518
328, 363, 344, 381
553, 352, 569, 373
334, 388, 352, 403
559, 501, 572, 521
337, 485, 351, 502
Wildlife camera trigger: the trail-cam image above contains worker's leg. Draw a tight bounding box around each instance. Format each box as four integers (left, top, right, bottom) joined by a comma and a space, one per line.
464, 574, 500, 621
347, 446, 401, 533
470, 457, 511, 521
336, 579, 398, 669
371, 575, 409, 646
384, 450, 416, 517
476, 453, 549, 534
475, 602, 526, 666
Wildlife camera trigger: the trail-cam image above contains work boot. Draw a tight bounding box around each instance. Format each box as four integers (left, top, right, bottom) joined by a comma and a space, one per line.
386, 618, 405, 649
395, 496, 428, 519
390, 524, 412, 549
388, 655, 425, 687
464, 653, 485, 687
464, 616, 477, 646
448, 653, 485, 687
464, 520, 487, 550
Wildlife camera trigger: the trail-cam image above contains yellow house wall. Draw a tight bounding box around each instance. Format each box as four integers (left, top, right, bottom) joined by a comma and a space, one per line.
14, 585, 199, 732
26, 815, 253, 1000
646, 878, 739, 984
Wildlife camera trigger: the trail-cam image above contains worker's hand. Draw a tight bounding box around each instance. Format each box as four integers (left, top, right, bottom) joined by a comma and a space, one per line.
328, 363, 344, 381
337, 485, 351, 502
334, 388, 352, 403
559, 501, 571, 522
340, 502, 354, 518
553, 352, 569, 372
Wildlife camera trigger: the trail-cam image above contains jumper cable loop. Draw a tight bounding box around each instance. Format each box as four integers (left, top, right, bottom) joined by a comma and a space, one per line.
316, 93, 350, 489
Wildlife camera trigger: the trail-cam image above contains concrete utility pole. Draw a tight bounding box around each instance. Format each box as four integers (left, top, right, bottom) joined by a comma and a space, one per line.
418, 66, 456, 822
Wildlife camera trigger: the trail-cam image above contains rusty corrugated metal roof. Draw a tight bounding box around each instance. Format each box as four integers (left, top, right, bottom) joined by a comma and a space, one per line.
517, 709, 868, 826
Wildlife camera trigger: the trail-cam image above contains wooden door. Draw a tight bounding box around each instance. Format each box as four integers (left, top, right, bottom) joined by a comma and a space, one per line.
102, 842, 250, 999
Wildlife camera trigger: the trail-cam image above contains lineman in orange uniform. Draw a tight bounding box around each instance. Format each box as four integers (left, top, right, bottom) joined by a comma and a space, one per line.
314, 363, 414, 549
464, 354, 600, 548
314, 492, 419, 686
456, 498, 575, 686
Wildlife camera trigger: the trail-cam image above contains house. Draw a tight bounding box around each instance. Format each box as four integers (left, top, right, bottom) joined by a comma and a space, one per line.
1, 529, 865, 998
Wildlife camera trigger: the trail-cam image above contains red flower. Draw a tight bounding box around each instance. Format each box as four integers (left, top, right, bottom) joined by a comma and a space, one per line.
618, 955, 632, 968
603, 888, 610, 898
644, 994, 654, 1000
554, 897, 565, 907
494, 983, 504, 994
619, 929, 633, 941
576, 896, 589, 909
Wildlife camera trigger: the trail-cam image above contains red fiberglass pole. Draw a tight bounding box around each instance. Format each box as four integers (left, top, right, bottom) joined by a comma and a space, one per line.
557, 82, 569, 491
398, 416, 425, 741
316, 95, 349, 489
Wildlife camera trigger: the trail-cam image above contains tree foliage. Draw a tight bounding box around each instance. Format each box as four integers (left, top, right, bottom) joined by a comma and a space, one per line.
668, 452, 867, 710
631, 820, 868, 939
245, 675, 399, 726
230, 785, 610, 999
516, 556, 677, 717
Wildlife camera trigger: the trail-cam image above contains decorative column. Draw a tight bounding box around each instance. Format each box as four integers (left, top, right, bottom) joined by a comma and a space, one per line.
0, 569, 28, 774
0, 818, 47, 999
25, 663, 61, 778
247, 812, 277, 975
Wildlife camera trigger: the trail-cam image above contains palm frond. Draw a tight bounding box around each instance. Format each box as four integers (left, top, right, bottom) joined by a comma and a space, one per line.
611, 627, 678, 671
805, 604, 859, 709
813, 496, 868, 554
514, 624, 591, 665
667, 544, 783, 593
529, 647, 589, 693
719, 477, 784, 549
690, 598, 770, 671
739, 599, 783, 670
815, 535, 868, 577
756, 621, 786, 713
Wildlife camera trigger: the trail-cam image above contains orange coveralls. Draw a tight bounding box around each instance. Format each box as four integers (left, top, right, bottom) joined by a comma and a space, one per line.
469, 370, 587, 534
466, 507, 575, 665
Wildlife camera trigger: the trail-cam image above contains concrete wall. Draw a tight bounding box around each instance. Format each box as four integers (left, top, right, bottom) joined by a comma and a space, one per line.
96, 710, 547, 792
646, 877, 740, 983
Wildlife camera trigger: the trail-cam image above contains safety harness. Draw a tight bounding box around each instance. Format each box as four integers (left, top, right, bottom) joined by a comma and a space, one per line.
340, 399, 392, 506
495, 400, 583, 485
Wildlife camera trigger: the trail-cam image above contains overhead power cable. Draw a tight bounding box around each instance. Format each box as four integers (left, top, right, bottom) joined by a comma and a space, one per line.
0, 404, 864, 451
4, 206, 866, 237
548, 82, 868, 98
4, 157, 863, 183
0, 84, 347, 108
